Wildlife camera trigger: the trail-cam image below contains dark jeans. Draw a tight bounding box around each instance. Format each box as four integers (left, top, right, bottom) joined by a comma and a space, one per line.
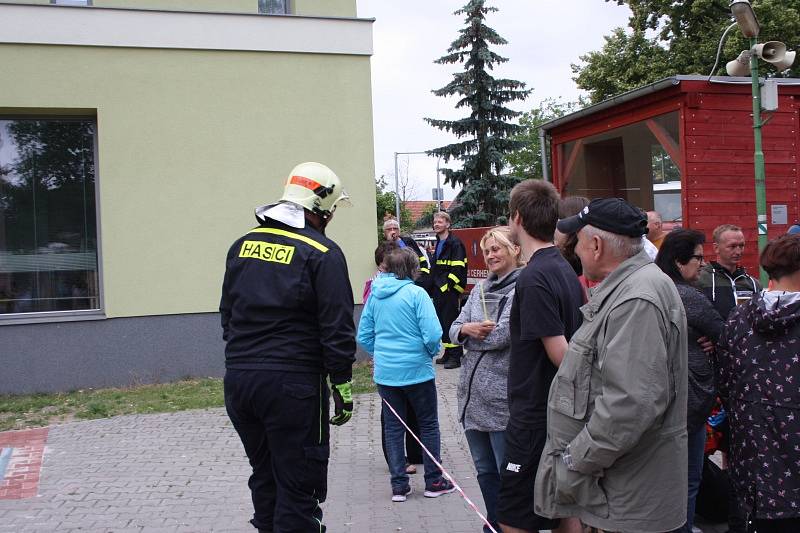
683, 425, 706, 532
464, 430, 505, 533
378, 380, 443, 491
380, 402, 423, 466
225, 369, 329, 533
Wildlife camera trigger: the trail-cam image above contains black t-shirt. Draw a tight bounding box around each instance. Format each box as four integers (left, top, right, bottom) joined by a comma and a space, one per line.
508, 246, 583, 428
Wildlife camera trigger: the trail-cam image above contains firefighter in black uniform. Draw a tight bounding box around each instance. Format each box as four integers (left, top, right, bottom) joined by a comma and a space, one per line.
220, 162, 355, 533
429, 211, 467, 369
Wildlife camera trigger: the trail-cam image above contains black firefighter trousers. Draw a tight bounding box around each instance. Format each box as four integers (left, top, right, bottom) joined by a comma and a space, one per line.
224, 369, 329, 533
433, 289, 463, 362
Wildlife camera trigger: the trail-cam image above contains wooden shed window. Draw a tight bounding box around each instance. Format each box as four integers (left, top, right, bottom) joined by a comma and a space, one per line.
559, 111, 682, 223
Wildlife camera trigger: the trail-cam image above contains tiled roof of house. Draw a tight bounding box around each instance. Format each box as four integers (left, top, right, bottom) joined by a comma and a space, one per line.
404, 200, 451, 222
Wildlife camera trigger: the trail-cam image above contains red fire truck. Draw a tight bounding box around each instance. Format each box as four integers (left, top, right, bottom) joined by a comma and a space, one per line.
451, 226, 493, 294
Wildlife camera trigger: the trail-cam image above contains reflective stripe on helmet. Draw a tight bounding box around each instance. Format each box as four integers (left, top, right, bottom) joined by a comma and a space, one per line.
289, 175, 324, 192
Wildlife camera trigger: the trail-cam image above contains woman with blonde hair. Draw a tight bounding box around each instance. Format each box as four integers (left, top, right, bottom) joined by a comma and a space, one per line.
450, 226, 523, 533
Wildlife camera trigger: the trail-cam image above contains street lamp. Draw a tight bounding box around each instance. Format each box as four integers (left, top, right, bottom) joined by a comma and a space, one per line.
725, 0, 795, 285
730, 0, 759, 38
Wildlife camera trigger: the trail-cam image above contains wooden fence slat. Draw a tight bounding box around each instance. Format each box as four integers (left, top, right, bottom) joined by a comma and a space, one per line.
686, 162, 797, 177
686, 137, 796, 151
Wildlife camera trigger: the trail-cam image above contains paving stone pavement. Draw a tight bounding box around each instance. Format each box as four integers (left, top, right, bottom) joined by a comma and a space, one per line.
0, 368, 490, 533
0, 366, 729, 533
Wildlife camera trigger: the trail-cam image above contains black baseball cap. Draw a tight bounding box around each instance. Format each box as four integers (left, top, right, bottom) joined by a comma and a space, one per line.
556, 198, 649, 237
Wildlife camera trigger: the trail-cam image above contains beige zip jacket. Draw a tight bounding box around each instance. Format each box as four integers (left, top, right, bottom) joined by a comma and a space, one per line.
534, 250, 688, 533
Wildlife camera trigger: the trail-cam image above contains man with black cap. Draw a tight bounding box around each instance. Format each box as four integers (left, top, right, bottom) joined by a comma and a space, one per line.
534, 198, 688, 533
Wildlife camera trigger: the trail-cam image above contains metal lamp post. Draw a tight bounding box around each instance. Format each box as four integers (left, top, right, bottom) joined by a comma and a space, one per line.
435, 156, 442, 212
746, 32, 770, 287
728, 0, 794, 285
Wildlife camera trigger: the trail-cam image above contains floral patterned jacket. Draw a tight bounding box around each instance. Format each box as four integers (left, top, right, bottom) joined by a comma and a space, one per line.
716, 290, 800, 519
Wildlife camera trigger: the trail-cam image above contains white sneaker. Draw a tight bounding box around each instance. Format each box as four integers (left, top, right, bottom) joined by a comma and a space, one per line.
391, 485, 412, 502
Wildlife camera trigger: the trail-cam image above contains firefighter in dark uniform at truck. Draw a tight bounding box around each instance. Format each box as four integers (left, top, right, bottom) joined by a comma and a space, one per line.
429, 211, 467, 369
220, 162, 355, 533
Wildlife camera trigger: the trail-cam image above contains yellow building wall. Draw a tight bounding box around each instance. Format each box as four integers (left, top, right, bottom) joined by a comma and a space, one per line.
96, 0, 254, 12
0, 44, 376, 317
0, 0, 358, 17
293, 0, 355, 17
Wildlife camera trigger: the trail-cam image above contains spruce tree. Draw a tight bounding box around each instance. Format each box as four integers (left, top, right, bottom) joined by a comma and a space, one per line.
425, 0, 530, 227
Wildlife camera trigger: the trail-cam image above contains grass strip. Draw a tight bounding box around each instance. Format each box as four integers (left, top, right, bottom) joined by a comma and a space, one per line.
0, 361, 377, 432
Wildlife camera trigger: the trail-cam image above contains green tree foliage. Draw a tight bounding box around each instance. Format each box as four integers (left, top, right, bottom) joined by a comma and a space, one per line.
573, 28, 671, 104
425, 0, 530, 228
575, 0, 800, 104
374, 175, 412, 240
506, 98, 586, 180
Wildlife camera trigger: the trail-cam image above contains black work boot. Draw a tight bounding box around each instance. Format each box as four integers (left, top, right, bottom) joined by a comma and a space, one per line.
444, 357, 461, 369
435, 354, 449, 365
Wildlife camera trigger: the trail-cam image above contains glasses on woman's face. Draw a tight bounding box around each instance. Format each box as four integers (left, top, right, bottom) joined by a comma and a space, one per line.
691, 254, 704, 262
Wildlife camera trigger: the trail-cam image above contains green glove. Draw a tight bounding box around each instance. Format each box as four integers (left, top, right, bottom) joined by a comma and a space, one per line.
330, 381, 353, 426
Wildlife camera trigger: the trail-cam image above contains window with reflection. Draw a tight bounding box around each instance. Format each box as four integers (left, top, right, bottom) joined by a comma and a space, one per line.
0, 119, 99, 316
559, 111, 683, 223
258, 0, 288, 14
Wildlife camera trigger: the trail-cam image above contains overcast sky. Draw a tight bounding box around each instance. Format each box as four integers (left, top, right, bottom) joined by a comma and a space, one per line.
356, 0, 632, 203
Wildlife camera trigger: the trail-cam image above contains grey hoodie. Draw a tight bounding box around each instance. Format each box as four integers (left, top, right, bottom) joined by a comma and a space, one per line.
450, 268, 520, 432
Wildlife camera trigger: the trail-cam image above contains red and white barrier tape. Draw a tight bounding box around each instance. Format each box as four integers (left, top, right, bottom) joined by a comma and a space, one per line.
381, 397, 498, 533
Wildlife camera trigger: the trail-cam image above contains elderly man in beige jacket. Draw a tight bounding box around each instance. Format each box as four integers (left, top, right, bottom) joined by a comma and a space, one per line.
534, 198, 688, 533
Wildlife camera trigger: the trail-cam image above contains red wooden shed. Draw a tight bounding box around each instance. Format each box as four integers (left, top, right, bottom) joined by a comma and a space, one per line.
540, 75, 800, 272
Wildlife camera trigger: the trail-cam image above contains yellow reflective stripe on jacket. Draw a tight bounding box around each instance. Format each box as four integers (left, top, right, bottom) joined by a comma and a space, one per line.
248, 228, 329, 253
419, 255, 427, 263
442, 342, 459, 349
448, 272, 461, 284
435, 259, 467, 267
453, 284, 464, 294
440, 283, 448, 293
419, 267, 431, 274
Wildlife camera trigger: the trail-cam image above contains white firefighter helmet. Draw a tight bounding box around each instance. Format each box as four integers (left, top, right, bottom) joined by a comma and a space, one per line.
279, 162, 350, 218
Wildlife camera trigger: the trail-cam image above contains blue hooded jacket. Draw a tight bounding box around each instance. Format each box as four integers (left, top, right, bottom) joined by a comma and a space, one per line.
357, 273, 442, 386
